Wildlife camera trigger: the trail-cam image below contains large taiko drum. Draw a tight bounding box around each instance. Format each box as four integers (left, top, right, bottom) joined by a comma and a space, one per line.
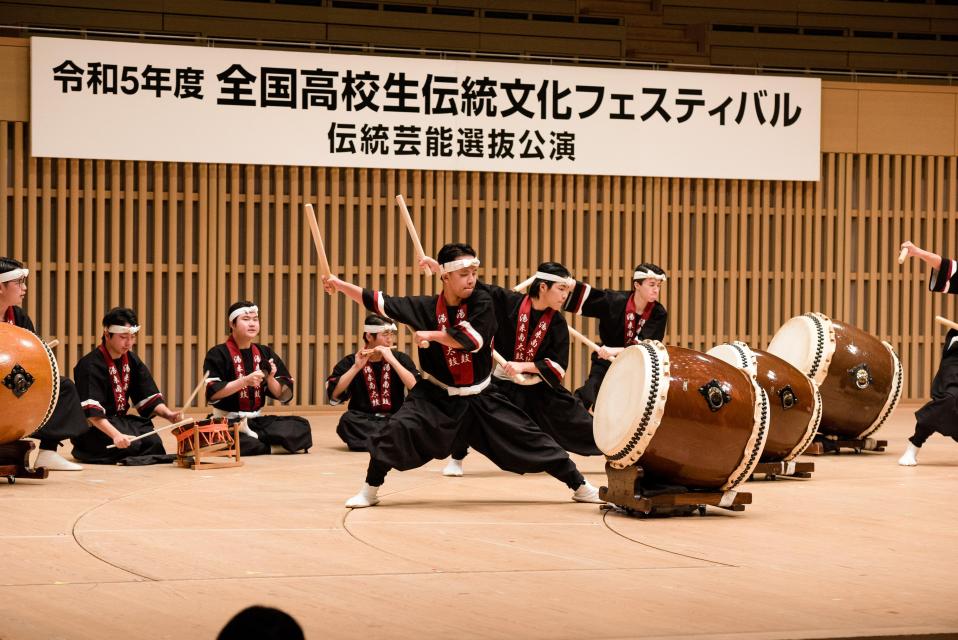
766, 312, 903, 439
0, 323, 60, 444
593, 342, 770, 490
707, 341, 821, 461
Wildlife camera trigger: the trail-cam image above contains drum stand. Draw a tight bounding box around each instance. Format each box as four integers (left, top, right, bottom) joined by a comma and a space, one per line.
749, 459, 814, 480
599, 463, 751, 517
176, 423, 243, 470
0, 439, 48, 484
803, 434, 887, 455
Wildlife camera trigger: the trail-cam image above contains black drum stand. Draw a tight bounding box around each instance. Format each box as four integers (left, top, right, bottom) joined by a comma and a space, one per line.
599, 462, 751, 517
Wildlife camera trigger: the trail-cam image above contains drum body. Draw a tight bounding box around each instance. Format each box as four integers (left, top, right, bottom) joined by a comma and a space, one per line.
707, 342, 821, 461
173, 418, 234, 457
593, 342, 769, 490
0, 323, 59, 444
766, 312, 902, 439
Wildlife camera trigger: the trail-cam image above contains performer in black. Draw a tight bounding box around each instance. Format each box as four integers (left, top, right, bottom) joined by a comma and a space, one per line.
72, 307, 180, 465
899, 241, 958, 466
327, 314, 419, 451
323, 242, 603, 508
564, 263, 668, 411
204, 301, 312, 455
0, 258, 88, 470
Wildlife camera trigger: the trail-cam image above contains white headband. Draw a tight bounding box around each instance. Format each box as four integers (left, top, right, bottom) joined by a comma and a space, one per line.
229, 305, 259, 322
107, 324, 140, 335
439, 257, 481, 275
633, 269, 667, 282
364, 323, 397, 334
532, 271, 575, 286
0, 268, 28, 283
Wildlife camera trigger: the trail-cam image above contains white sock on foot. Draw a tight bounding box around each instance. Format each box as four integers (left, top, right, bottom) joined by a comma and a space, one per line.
898, 443, 920, 466
345, 483, 380, 508
442, 458, 464, 477
36, 449, 83, 471
572, 480, 604, 504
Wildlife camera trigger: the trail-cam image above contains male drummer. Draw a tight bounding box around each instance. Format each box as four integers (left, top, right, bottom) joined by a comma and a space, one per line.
322, 242, 603, 508
563, 263, 669, 410
72, 307, 181, 465
898, 241, 958, 466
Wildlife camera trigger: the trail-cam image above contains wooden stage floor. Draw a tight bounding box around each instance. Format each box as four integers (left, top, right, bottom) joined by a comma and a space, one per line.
1, 405, 956, 640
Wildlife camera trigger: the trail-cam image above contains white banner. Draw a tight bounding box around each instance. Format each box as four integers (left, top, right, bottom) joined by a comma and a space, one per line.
30, 36, 821, 180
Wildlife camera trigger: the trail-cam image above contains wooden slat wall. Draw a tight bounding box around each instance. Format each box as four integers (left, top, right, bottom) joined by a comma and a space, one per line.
2, 120, 955, 408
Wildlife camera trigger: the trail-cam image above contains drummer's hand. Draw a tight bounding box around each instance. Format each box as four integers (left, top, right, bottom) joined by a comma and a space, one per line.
245, 370, 266, 387
267, 358, 278, 379
900, 240, 921, 259
414, 331, 431, 348
354, 349, 371, 368
166, 411, 185, 423
418, 256, 440, 275
503, 361, 524, 378
374, 345, 397, 363
112, 433, 132, 449
597, 346, 615, 361
322, 274, 342, 294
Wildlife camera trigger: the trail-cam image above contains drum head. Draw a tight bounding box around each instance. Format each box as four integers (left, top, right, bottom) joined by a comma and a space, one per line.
593, 342, 670, 467
706, 342, 758, 379
767, 313, 835, 385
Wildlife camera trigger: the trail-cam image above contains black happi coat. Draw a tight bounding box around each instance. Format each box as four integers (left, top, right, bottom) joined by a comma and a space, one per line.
204, 342, 312, 454
913, 259, 958, 443
564, 281, 668, 410
357, 287, 582, 489
479, 283, 600, 456
3, 306, 87, 450
72, 346, 172, 465
326, 351, 420, 451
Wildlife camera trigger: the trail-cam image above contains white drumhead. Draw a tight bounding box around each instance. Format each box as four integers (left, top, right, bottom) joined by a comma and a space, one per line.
767, 313, 835, 385
706, 342, 758, 379
593, 341, 670, 468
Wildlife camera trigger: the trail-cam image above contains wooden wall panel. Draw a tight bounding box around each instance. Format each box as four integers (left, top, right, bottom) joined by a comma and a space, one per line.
3, 119, 957, 408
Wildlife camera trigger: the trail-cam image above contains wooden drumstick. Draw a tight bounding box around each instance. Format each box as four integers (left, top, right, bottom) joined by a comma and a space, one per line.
305, 203, 332, 277
45, 339, 59, 349
106, 372, 209, 449
898, 247, 909, 264
567, 326, 602, 353
359, 345, 398, 356
395, 195, 430, 270
935, 315, 958, 332
491, 350, 534, 384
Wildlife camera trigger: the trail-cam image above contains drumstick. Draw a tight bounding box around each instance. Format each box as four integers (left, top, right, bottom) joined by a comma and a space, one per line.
45, 339, 59, 349
491, 349, 534, 384
513, 275, 536, 292
105, 372, 208, 449
304, 203, 332, 277
567, 326, 602, 353
395, 195, 430, 270
935, 315, 958, 332
106, 418, 195, 448
898, 247, 908, 264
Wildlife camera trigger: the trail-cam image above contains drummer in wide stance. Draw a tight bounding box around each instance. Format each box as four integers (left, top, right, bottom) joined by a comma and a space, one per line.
563, 263, 669, 410
898, 240, 958, 466
72, 307, 181, 465
0, 258, 88, 471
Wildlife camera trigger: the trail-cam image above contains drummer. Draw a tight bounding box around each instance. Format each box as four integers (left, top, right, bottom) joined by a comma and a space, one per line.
203, 301, 312, 455
563, 263, 669, 410
898, 241, 958, 466
72, 307, 181, 465
326, 314, 420, 451
0, 258, 88, 471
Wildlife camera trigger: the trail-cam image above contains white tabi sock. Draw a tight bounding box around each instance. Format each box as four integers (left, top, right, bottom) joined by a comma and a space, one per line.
35, 449, 83, 472
898, 443, 920, 466
442, 458, 464, 477
345, 483, 381, 508
572, 480, 604, 504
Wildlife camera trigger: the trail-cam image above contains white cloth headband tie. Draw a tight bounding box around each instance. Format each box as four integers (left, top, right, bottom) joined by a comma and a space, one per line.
107, 324, 140, 335
633, 269, 667, 282
532, 271, 575, 286
439, 257, 480, 274
229, 305, 259, 322
0, 268, 28, 283
364, 323, 397, 334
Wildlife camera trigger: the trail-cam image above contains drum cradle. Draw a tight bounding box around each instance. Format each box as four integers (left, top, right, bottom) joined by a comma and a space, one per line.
805, 435, 887, 455
0, 439, 48, 484
176, 422, 244, 471
598, 462, 752, 517
749, 460, 814, 480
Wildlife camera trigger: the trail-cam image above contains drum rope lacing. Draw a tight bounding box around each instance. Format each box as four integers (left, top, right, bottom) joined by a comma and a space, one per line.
608, 342, 661, 464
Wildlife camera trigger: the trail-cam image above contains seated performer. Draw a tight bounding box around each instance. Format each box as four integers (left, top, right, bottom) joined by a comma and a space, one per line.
72, 307, 180, 465
898, 241, 958, 466
564, 263, 668, 411
440, 261, 602, 476
204, 301, 312, 455
323, 242, 603, 508
326, 314, 420, 451
0, 258, 88, 470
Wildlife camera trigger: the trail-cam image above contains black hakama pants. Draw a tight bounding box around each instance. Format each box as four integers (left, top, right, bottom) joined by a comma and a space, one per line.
493, 379, 601, 456
911, 341, 958, 447
336, 410, 388, 452
363, 381, 584, 489
31, 377, 88, 451
573, 354, 612, 411
70, 415, 174, 465
247, 415, 312, 454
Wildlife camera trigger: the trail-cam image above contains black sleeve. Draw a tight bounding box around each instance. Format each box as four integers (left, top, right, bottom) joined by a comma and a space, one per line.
128, 352, 164, 417
446, 288, 496, 353
362, 289, 436, 331
394, 351, 421, 380
564, 280, 613, 318
534, 315, 570, 389
929, 258, 958, 295
326, 355, 357, 405
204, 345, 234, 402
642, 303, 668, 342
74, 354, 109, 419
13, 307, 35, 333
261, 345, 294, 403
